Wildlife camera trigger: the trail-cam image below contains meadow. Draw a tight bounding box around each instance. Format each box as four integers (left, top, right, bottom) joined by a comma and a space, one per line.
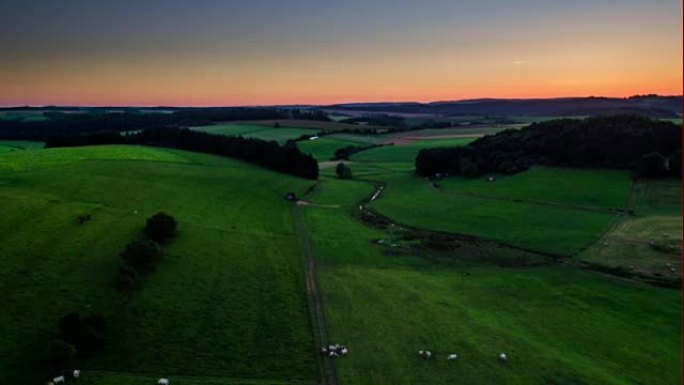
0, 146, 318, 385
300, 176, 681, 385
190, 123, 316, 143
367, 171, 618, 256
0, 140, 44, 153
0, 127, 680, 385
580, 179, 682, 276
436, 167, 632, 210
350, 137, 475, 164
296, 138, 362, 161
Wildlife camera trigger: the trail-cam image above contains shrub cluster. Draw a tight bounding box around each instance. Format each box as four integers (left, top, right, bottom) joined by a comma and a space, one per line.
336, 162, 353, 179
47, 312, 107, 372
116, 213, 178, 291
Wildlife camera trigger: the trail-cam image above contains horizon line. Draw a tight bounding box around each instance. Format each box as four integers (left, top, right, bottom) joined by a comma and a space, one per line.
0, 93, 681, 109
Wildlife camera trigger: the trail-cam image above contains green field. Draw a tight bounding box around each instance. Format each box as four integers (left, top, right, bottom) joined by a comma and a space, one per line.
297, 138, 361, 161
0, 140, 44, 153
191, 123, 316, 143
300, 176, 681, 385
351, 138, 475, 164
367, 171, 619, 256
580, 179, 682, 275
1, 138, 680, 385
437, 167, 632, 210
0, 146, 317, 384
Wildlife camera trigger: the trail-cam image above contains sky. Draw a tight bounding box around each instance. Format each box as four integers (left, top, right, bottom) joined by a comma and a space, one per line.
0, 0, 681, 106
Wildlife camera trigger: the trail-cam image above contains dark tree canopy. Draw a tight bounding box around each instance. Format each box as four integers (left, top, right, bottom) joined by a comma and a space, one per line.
47, 340, 76, 371
145, 212, 177, 241
336, 162, 353, 179
121, 239, 163, 272
415, 115, 682, 178
58, 312, 107, 356
0, 107, 330, 141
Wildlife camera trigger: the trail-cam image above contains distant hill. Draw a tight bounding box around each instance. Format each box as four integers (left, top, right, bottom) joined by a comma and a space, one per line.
325, 96, 682, 118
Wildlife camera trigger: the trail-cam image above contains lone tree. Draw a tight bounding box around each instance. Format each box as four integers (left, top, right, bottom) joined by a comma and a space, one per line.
58, 312, 108, 355
145, 212, 177, 241
48, 340, 76, 371
336, 162, 352, 179
121, 239, 163, 272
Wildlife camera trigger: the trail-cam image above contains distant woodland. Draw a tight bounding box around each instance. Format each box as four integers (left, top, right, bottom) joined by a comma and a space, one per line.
416, 115, 682, 178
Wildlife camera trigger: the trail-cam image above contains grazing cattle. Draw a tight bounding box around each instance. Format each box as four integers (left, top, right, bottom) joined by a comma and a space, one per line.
158, 378, 169, 385
499, 353, 507, 361
328, 351, 339, 358
73, 370, 80, 378
340, 347, 348, 355
447, 354, 458, 360
53, 376, 65, 384
418, 350, 432, 359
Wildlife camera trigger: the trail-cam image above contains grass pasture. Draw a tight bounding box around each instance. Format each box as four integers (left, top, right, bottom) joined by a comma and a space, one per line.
0, 140, 44, 153
300, 177, 681, 385
367, 171, 619, 256
190, 123, 316, 143
0, 146, 317, 384
580, 179, 682, 276
350, 137, 475, 164
437, 167, 632, 210
297, 137, 361, 161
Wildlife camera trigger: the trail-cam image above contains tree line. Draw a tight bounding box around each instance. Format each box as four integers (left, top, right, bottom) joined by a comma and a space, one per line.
415, 115, 682, 178
45, 126, 319, 179
0, 107, 330, 140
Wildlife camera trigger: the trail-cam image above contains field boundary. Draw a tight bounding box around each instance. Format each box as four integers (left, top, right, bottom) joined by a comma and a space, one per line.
292, 205, 339, 385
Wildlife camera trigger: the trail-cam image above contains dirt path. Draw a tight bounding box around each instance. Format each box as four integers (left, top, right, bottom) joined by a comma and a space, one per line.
292, 206, 339, 385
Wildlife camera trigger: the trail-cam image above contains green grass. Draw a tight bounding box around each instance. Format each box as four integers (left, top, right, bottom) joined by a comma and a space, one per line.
368, 172, 618, 256
191, 123, 316, 143
580, 179, 682, 275
351, 138, 475, 164
300, 177, 681, 385
0, 146, 317, 384
297, 138, 359, 161
437, 167, 632, 210
0, 140, 44, 153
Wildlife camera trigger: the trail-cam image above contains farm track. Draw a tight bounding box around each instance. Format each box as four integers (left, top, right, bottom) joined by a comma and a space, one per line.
292, 205, 339, 385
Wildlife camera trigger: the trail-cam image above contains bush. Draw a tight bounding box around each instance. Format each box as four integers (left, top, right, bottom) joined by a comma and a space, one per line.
57, 312, 107, 357
336, 162, 353, 179
115, 264, 140, 291
47, 339, 76, 371
121, 239, 163, 271
145, 212, 177, 241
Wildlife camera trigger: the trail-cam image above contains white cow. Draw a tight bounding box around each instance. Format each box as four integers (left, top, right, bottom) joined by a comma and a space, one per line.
447, 354, 458, 360
499, 352, 507, 361
158, 378, 169, 385
328, 351, 339, 358
73, 370, 80, 378
53, 376, 65, 384
340, 347, 348, 355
